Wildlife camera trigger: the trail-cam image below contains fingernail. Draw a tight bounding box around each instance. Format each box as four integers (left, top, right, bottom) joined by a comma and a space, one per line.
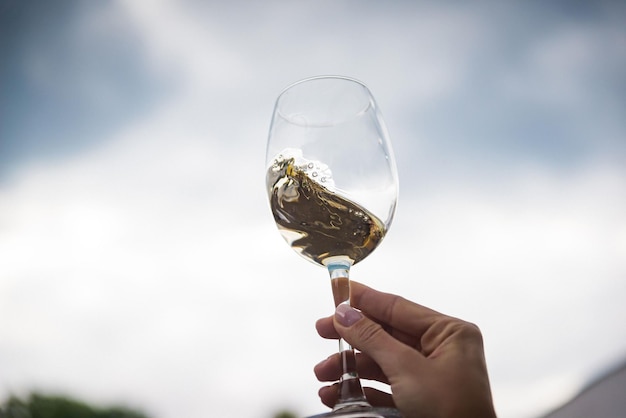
335, 304, 363, 327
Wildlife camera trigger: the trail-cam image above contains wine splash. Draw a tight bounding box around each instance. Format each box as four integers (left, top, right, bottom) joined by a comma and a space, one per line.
267, 150, 386, 266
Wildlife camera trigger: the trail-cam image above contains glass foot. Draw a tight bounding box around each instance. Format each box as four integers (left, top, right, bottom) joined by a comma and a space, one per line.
307, 406, 403, 418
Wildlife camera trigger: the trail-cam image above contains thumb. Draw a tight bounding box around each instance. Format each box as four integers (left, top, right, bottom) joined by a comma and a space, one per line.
334, 304, 420, 377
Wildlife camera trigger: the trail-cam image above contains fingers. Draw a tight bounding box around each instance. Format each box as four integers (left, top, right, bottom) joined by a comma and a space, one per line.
319, 384, 395, 410
314, 352, 388, 384
349, 281, 446, 339
315, 315, 339, 339
317, 304, 421, 354
318, 385, 336, 409
334, 303, 424, 379
318, 281, 443, 342
363, 387, 396, 409
316, 282, 436, 381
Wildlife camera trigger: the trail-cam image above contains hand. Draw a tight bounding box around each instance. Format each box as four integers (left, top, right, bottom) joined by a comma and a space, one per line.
314, 281, 496, 418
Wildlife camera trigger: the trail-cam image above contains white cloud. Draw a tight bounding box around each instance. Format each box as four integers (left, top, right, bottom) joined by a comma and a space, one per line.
497, 23, 626, 110
118, 0, 251, 93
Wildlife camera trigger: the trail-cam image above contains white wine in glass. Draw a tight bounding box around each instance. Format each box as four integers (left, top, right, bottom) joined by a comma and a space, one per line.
266, 76, 400, 418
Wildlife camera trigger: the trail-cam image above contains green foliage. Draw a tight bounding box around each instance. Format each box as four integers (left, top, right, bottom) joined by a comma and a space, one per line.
0, 393, 149, 418
272, 411, 298, 418
1, 393, 300, 418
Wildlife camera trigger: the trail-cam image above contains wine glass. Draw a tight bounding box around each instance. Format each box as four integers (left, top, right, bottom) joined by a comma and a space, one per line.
265, 76, 400, 418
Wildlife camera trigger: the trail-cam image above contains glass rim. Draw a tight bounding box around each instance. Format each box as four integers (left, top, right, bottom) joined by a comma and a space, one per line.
274, 75, 374, 127
278, 75, 370, 96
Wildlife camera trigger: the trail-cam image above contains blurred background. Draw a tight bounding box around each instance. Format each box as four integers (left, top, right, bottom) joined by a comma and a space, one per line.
1, 1, 625, 417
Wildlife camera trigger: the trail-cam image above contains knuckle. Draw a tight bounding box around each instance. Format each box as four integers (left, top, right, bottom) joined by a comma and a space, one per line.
353, 320, 386, 347
448, 319, 485, 346
460, 321, 483, 339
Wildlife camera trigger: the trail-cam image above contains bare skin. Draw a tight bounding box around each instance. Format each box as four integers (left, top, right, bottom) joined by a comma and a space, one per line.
314, 281, 497, 418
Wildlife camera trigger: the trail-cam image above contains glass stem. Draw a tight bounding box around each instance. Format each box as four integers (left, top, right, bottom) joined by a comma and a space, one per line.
327, 260, 371, 412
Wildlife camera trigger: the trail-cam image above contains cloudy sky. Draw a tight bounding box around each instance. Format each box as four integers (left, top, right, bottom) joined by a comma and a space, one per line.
1, 1, 625, 417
